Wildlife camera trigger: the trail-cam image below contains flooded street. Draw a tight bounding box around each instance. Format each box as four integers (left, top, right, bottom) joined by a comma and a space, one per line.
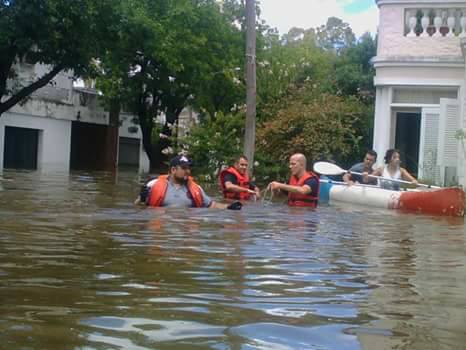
0, 170, 465, 349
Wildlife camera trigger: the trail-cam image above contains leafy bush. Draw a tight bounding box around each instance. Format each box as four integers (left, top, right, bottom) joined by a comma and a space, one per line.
256, 83, 366, 170
179, 112, 245, 181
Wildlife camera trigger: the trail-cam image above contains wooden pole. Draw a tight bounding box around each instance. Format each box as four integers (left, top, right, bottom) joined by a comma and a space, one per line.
244, 0, 256, 172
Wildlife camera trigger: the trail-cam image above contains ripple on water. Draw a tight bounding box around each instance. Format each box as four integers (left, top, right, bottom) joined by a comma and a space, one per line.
1, 170, 465, 350
230, 323, 360, 350
80, 316, 226, 344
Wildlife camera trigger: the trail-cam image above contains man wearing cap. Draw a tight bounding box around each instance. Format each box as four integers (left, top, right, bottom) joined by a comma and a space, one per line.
135, 155, 242, 210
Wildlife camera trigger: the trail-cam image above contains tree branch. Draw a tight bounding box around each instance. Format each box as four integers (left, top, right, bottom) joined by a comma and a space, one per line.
0, 52, 16, 99
0, 63, 66, 116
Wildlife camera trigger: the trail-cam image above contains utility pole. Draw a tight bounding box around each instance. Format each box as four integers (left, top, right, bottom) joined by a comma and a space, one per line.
244, 0, 256, 172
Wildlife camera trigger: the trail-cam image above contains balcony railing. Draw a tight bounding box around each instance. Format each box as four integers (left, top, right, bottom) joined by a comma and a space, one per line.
405, 9, 466, 37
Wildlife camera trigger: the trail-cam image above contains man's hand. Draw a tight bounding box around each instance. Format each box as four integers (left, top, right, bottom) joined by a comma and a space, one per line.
268, 181, 282, 192
227, 201, 243, 210
362, 171, 369, 183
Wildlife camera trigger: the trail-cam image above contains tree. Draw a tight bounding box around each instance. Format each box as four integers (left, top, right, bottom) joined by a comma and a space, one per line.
97, 0, 244, 170
0, 0, 118, 117
334, 32, 376, 97
316, 17, 356, 51
334, 33, 377, 158
256, 83, 366, 171
256, 26, 334, 119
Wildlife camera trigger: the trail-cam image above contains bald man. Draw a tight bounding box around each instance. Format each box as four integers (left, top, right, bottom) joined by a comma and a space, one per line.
267, 153, 320, 208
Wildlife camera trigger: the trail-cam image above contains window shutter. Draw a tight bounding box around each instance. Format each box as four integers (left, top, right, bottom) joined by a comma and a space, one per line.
437, 99, 460, 167
419, 107, 440, 183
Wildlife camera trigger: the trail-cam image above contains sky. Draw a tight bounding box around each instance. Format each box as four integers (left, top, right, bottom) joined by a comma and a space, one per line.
258, 0, 379, 38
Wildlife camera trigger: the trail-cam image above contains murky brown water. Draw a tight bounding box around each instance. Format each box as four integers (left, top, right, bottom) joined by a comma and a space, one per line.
0, 170, 465, 349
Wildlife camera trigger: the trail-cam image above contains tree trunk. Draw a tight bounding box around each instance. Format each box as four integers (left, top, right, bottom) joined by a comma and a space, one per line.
244, 0, 256, 173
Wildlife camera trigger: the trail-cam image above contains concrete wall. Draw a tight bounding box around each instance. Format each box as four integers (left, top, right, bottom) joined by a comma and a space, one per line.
459, 83, 466, 187
377, 4, 463, 59
119, 113, 150, 173
374, 1, 466, 185
373, 86, 394, 166
374, 65, 464, 87
0, 111, 72, 172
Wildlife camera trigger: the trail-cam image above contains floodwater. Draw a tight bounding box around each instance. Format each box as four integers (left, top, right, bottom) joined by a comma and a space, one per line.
0, 170, 465, 350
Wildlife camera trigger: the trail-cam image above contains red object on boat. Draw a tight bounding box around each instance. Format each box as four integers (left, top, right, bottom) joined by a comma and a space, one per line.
399, 188, 465, 217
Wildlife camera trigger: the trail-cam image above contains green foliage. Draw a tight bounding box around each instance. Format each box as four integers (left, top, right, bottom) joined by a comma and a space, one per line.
185, 17, 376, 180
334, 33, 377, 99
256, 83, 366, 169
180, 112, 244, 180
0, 0, 119, 114
256, 33, 334, 114
96, 0, 245, 169
315, 17, 356, 51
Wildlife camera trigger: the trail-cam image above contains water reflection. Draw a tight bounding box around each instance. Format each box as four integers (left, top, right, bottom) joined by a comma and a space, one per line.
0, 170, 464, 349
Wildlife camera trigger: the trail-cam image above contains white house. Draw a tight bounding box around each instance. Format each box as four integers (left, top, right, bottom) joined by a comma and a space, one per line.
0, 63, 150, 173
373, 0, 466, 187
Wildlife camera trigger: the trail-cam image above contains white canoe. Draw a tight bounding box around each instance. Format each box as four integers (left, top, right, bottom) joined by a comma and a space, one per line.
319, 180, 465, 217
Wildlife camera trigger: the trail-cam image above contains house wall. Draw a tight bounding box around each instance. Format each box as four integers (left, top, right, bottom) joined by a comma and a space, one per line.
374, 1, 466, 186
377, 3, 463, 59
460, 77, 466, 187
0, 111, 72, 172
119, 113, 150, 173
374, 65, 464, 86
373, 86, 393, 164
1, 62, 166, 174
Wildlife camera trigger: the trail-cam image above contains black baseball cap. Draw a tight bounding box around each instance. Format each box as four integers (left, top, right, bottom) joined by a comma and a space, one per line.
170, 155, 193, 168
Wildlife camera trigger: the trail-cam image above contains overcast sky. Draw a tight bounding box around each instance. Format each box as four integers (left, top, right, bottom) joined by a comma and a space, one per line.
258, 0, 379, 38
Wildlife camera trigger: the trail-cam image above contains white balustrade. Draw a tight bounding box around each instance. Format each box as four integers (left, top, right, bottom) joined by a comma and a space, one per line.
405, 8, 466, 37
420, 9, 430, 37
460, 10, 466, 37
447, 10, 456, 37
406, 10, 417, 37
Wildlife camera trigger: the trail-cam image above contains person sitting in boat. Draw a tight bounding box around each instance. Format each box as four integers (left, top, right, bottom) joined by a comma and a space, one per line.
135, 155, 242, 210
219, 155, 260, 201
267, 153, 320, 207
372, 149, 418, 191
343, 150, 378, 186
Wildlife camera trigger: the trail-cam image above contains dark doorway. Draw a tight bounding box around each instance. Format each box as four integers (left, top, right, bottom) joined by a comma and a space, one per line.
395, 112, 421, 176
4, 126, 39, 169
118, 137, 140, 167
70, 122, 117, 171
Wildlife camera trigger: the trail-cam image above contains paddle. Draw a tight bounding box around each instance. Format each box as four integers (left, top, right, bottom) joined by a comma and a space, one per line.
313, 161, 441, 189
319, 178, 379, 189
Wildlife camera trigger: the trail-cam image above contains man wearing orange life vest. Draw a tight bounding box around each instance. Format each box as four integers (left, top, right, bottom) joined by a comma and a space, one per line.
267, 153, 320, 208
219, 155, 260, 200
135, 155, 242, 210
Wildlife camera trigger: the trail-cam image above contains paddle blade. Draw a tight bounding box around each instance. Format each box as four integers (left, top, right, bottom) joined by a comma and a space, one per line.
313, 162, 346, 176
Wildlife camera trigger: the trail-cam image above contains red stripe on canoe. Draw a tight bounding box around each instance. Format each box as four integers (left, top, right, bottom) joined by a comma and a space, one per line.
399, 188, 465, 217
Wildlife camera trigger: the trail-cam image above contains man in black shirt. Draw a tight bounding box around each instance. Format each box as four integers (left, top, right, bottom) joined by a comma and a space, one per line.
219, 155, 261, 200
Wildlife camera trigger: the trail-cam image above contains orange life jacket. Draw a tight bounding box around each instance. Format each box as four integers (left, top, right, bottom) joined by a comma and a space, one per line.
147, 175, 204, 208
219, 167, 252, 200
288, 171, 319, 208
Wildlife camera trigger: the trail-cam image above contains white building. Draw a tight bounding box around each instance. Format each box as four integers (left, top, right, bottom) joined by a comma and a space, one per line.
0, 63, 150, 173
373, 0, 466, 187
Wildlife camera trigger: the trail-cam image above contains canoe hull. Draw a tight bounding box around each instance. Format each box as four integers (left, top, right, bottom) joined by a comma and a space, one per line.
398, 187, 465, 217
319, 181, 465, 217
